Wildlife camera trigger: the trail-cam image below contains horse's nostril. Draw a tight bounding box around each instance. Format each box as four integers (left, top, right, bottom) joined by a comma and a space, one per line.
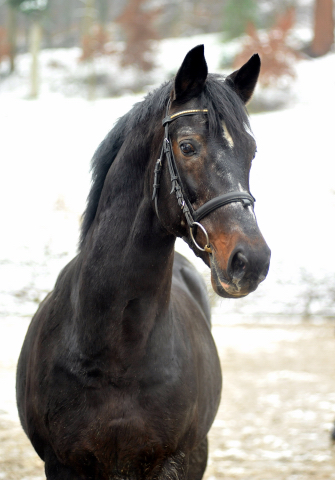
230, 251, 248, 285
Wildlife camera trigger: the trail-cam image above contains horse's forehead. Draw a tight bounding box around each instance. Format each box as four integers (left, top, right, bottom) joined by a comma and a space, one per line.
174, 113, 207, 127
175, 125, 200, 136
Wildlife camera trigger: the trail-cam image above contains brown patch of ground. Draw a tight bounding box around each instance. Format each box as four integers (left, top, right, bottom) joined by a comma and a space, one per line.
206, 323, 335, 480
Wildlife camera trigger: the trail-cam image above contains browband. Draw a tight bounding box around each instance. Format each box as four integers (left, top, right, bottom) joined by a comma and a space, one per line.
162, 109, 208, 126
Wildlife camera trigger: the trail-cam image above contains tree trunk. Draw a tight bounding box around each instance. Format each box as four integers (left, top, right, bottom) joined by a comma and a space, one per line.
82, 0, 95, 38
82, 0, 96, 100
30, 20, 42, 98
310, 0, 334, 57
7, 5, 17, 73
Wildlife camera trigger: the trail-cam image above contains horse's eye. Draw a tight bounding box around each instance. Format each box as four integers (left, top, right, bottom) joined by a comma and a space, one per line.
180, 143, 195, 156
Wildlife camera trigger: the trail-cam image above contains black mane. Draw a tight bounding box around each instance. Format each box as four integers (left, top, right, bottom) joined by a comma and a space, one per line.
79, 74, 251, 248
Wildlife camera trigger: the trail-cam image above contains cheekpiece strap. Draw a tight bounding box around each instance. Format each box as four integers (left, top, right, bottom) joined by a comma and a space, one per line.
156, 105, 209, 227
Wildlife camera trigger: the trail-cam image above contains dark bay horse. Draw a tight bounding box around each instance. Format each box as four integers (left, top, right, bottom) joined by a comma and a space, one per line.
16, 45, 270, 480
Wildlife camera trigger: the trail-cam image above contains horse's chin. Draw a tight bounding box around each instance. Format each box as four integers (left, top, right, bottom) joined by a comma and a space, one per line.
211, 278, 249, 299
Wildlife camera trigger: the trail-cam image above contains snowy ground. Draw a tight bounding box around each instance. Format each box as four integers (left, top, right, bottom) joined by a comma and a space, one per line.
0, 33, 335, 479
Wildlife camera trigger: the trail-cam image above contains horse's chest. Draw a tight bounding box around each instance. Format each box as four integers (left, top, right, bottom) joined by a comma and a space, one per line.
49, 360, 197, 462
56, 397, 187, 476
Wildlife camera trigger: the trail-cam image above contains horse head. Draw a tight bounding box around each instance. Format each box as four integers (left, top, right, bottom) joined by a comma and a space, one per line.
153, 45, 271, 298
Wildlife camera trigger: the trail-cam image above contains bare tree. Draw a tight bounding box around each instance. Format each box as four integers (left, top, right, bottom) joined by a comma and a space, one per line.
7, 4, 17, 72
6, 0, 48, 97
116, 0, 161, 72
29, 14, 43, 97
234, 8, 300, 88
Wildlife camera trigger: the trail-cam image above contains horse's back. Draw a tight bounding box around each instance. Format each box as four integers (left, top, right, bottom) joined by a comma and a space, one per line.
172, 251, 211, 326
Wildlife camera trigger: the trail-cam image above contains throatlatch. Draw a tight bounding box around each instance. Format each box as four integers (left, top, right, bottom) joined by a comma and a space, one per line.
152, 101, 255, 253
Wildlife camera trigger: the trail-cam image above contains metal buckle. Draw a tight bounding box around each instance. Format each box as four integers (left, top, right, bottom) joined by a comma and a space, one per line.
190, 222, 212, 253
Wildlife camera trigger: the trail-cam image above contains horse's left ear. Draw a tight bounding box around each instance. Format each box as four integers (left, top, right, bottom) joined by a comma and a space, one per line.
173, 45, 208, 103
226, 54, 261, 104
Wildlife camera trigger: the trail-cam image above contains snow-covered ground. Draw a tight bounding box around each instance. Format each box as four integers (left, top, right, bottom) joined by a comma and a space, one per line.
0, 35, 335, 320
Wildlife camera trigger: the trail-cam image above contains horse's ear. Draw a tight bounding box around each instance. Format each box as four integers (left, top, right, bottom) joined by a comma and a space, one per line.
226, 54, 261, 104
173, 45, 208, 103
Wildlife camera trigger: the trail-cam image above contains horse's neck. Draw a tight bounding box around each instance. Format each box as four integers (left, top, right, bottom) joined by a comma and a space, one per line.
73, 146, 175, 358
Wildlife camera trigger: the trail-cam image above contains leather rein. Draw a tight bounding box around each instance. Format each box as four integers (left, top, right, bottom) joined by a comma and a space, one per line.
152, 102, 255, 254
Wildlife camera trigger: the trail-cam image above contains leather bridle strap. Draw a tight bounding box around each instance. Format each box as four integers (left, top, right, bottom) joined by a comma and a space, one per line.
152, 101, 255, 252
193, 191, 255, 222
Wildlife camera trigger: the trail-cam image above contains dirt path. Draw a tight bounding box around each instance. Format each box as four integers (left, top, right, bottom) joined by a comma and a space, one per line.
0, 321, 334, 479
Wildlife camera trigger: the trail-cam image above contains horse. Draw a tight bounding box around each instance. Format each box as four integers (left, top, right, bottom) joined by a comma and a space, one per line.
16, 45, 270, 480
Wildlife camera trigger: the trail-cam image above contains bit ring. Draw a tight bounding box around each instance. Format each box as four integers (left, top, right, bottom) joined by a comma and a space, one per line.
190, 222, 212, 253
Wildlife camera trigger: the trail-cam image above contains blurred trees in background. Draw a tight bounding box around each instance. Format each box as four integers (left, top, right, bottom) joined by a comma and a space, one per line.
234, 7, 301, 87
223, 0, 259, 39
116, 0, 161, 71
1, 0, 334, 62
6, 0, 48, 97
0, 0, 334, 97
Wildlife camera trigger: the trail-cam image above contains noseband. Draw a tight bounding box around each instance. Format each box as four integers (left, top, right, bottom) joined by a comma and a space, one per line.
152, 102, 255, 253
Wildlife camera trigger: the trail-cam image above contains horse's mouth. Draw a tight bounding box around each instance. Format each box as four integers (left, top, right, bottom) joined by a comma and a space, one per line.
211, 270, 248, 298
219, 279, 247, 297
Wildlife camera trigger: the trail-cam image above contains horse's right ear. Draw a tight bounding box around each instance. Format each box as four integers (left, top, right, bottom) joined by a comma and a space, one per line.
226, 54, 261, 104
173, 45, 208, 103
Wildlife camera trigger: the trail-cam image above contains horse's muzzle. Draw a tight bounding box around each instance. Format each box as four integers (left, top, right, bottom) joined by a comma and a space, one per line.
209, 243, 271, 298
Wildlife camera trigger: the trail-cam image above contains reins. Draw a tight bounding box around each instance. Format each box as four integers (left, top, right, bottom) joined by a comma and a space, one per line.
152, 101, 255, 254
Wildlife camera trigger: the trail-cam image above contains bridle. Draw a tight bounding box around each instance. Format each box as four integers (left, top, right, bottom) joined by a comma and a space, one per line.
152, 101, 255, 254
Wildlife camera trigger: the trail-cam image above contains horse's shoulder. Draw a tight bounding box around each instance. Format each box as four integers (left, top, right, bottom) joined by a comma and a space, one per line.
172, 251, 211, 325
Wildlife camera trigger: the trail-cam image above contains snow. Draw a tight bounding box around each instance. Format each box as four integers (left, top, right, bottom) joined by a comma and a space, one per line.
0, 35, 335, 320
0, 317, 28, 422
